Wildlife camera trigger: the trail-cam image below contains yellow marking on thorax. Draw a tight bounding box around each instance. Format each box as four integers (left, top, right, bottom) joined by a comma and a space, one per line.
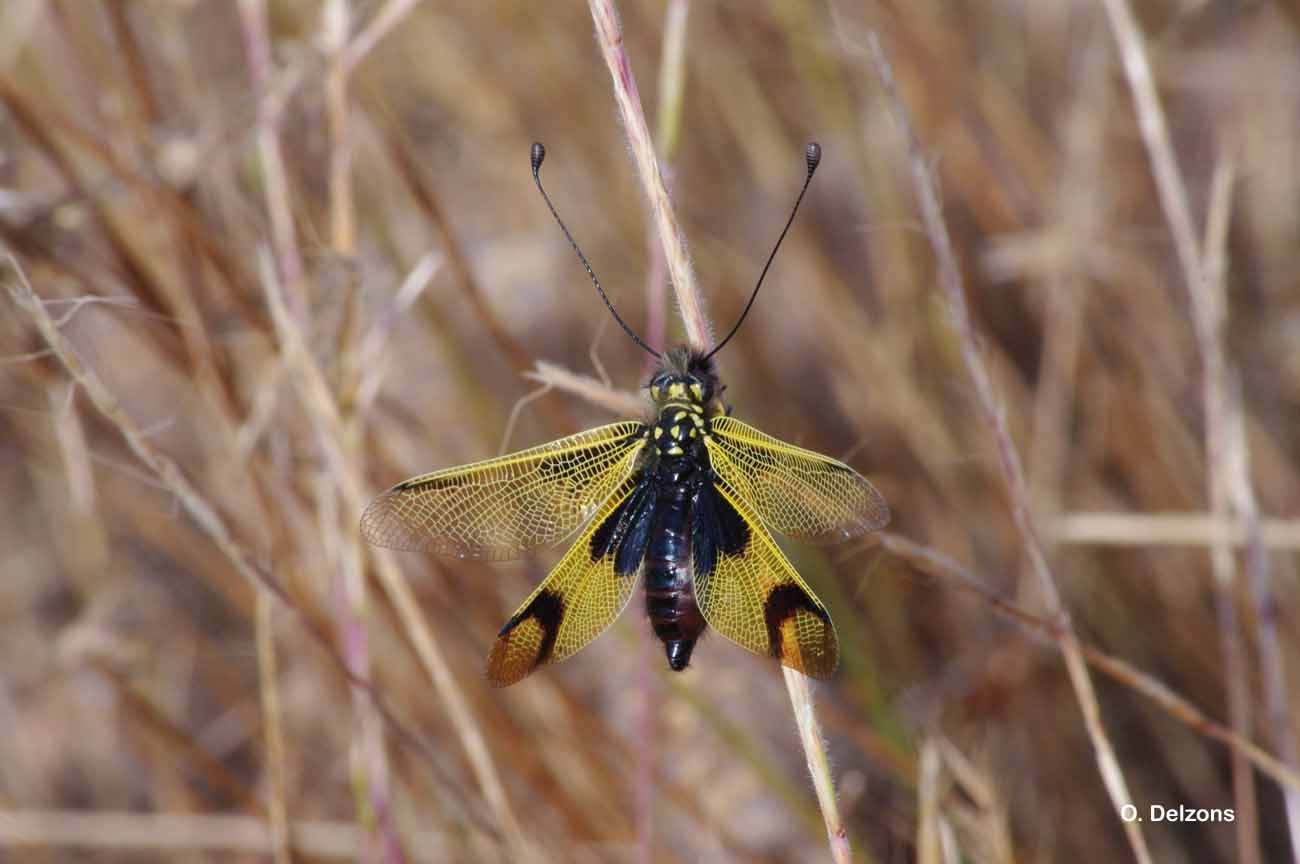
654, 396, 710, 458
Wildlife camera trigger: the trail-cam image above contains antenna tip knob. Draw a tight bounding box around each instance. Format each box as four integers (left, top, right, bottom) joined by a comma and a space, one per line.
805, 142, 822, 174
531, 141, 546, 174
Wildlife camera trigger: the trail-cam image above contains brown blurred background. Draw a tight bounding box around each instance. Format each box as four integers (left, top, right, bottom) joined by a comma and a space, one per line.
2, 1, 1299, 861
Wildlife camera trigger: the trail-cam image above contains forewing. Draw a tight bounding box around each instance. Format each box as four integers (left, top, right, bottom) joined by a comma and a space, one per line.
487, 470, 654, 686
706, 416, 889, 544
693, 477, 839, 679
361, 422, 646, 559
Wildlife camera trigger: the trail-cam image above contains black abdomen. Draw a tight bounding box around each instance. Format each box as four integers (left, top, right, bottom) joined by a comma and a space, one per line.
644, 481, 706, 671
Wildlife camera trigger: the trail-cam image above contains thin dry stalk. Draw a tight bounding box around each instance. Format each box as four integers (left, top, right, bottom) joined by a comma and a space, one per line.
585, 4, 854, 857
1207, 153, 1300, 857
1051, 512, 1300, 548
318, 3, 404, 857
524, 360, 645, 417
380, 123, 558, 405
256, 591, 292, 864
637, 6, 690, 855
640, 0, 691, 362
587, 0, 710, 350
1027, 28, 1106, 526
325, 0, 355, 256
354, 251, 440, 416
878, 532, 1300, 795
370, 541, 530, 858
498, 383, 555, 455
1, 255, 470, 834
237, 0, 307, 323
1200, 153, 1259, 861
1101, 2, 1271, 854
864, 33, 1152, 863
783, 667, 852, 864
1230, 390, 1300, 858
917, 739, 942, 864
0, 810, 445, 859
258, 252, 526, 858
1097, 0, 1204, 296
4, 253, 279, 632
341, 0, 426, 74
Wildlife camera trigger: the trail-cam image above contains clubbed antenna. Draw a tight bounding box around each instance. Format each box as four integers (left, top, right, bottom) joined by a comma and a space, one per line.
705, 142, 822, 362
531, 142, 661, 360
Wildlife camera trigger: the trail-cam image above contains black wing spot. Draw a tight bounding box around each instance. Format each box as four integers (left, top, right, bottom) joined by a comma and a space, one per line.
692, 480, 751, 578
499, 588, 564, 667
763, 584, 829, 660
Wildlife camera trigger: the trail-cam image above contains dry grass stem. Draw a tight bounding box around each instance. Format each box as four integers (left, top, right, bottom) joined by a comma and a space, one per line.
5, 254, 275, 622
865, 32, 1152, 863
879, 532, 1300, 795
4, 253, 493, 851
1051, 512, 1300, 548
1101, 1, 1291, 853
586, 4, 855, 858
341, 0, 427, 74
355, 251, 440, 416
588, 0, 710, 350
259, 251, 523, 857
2, 255, 440, 780
4, 5, 1295, 859
640, 0, 691, 362
783, 667, 852, 864
635, 6, 691, 856
256, 591, 292, 864
1210, 149, 1300, 859
0, 810, 445, 859
1200, 153, 1258, 861
238, 0, 307, 323
525, 360, 647, 418
325, 0, 355, 256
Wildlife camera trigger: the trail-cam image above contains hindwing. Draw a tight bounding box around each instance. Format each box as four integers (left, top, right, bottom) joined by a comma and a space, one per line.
487, 470, 655, 686
692, 475, 838, 678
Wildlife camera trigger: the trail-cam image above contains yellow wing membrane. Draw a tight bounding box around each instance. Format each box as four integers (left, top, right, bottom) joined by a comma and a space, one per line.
488, 471, 644, 686
361, 422, 645, 559
705, 416, 889, 544
694, 477, 839, 678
